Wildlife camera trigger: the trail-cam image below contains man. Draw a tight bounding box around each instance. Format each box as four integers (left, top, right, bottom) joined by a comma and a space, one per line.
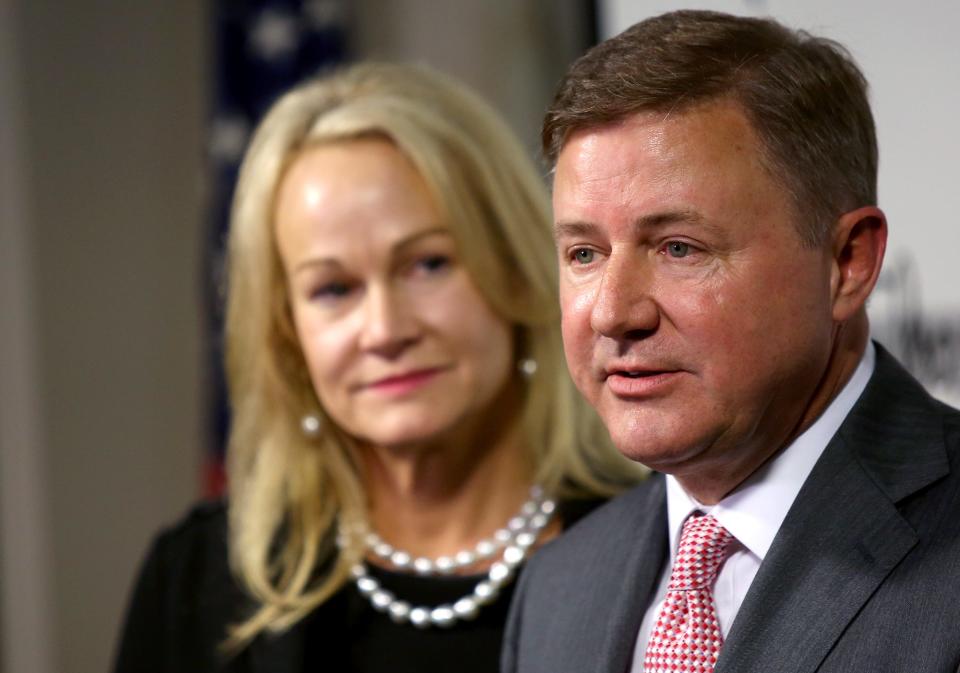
503, 10, 960, 673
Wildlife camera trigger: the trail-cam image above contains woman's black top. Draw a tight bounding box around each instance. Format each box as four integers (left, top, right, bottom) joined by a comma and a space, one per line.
112, 499, 600, 673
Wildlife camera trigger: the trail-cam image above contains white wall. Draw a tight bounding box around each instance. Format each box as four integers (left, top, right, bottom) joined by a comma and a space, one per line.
599, 0, 960, 315
0, 1, 56, 671
2, 3, 206, 672
352, 0, 592, 159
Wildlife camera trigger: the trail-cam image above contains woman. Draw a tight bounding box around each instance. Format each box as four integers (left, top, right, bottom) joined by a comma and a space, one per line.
113, 62, 640, 673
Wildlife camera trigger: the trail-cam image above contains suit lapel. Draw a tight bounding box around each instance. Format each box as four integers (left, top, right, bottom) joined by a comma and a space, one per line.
596, 476, 669, 673
715, 437, 917, 673
716, 345, 948, 673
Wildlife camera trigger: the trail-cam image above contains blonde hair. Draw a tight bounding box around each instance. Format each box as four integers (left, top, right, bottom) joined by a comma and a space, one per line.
224, 62, 641, 647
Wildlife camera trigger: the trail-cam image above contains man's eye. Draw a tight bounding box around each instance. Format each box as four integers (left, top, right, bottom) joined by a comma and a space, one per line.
665, 241, 690, 258
572, 248, 595, 264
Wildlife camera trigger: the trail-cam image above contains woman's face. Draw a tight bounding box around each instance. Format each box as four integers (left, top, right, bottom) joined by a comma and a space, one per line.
274, 139, 516, 449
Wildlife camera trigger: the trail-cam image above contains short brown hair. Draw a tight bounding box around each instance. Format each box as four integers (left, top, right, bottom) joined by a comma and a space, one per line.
543, 10, 878, 245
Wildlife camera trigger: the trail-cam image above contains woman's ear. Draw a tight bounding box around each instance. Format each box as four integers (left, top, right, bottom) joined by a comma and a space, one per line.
830, 206, 888, 322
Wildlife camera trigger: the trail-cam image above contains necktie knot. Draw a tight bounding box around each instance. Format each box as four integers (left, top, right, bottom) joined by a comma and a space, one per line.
644, 513, 734, 673
669, 513, 734, 591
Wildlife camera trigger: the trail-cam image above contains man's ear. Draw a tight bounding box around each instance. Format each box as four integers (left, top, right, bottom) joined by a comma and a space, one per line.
830, 206, 887, 322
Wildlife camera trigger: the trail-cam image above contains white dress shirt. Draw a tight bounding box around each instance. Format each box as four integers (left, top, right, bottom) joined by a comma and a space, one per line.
629, 342, 876, 672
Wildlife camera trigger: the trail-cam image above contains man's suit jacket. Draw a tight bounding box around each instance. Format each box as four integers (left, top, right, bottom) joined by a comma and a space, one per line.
503, 344, 960, 673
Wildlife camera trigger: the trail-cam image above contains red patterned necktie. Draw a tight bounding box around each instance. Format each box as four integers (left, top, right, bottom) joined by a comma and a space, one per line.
643, 513, 734, 673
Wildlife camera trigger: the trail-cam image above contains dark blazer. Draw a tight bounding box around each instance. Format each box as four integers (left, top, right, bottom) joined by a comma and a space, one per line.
111, 503, 309, 673
503, 344, 960, 673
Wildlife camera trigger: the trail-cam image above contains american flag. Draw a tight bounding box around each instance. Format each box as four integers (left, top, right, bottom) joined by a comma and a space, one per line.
204, 0, 349, 496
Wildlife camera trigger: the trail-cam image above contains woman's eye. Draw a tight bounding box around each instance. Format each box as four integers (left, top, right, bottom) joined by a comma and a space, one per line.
310, 282, 351, 300
665, 241, 691, 258
417, 254, 450, 273
571, 248, 595, 265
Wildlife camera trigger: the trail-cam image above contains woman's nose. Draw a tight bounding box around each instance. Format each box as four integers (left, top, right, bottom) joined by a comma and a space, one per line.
357, 284, 420, 357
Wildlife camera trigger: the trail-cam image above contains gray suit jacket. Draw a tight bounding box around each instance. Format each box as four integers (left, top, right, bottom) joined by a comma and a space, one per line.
503, 345, 960, 673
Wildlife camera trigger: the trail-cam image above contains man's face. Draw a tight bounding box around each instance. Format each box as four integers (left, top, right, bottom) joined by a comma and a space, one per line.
554, 100, 838, 483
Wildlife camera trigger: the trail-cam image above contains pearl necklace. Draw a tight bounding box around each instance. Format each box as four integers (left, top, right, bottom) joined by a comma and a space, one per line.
363, 485, 549, 575
337, 489, 556, 629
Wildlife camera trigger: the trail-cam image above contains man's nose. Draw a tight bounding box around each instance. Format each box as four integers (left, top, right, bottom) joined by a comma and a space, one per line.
358, 284, 419, 357
589, 252, 659, 339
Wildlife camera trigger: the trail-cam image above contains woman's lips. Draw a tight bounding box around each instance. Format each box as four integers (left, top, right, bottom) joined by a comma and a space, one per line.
362, 366, 449, 396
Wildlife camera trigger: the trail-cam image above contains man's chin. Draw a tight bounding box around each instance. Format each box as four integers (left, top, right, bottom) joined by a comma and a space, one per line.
607, 432, 709, 473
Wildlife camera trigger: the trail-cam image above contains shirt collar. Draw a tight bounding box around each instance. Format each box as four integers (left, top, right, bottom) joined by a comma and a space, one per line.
665, 341, 876, 561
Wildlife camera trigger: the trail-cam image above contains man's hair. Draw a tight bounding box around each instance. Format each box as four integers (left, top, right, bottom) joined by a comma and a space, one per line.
543, 10, 878, 245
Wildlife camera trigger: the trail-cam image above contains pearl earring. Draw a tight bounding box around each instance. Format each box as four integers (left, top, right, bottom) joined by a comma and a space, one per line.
301, 414, 322, 437
517, 358, 538, 378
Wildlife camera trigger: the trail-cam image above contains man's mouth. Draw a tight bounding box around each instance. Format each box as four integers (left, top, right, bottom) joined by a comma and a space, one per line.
618, 370, 662, 378
603, 367, 682, 397
605, 367, 674, 379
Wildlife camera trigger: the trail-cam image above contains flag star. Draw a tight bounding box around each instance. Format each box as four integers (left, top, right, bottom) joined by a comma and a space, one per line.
208, 115, 250, 163
304, 0, 344, 30
248, 9, 300, 62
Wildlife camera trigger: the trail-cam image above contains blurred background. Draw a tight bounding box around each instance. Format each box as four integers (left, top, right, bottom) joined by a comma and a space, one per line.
0, 1, 956, 672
